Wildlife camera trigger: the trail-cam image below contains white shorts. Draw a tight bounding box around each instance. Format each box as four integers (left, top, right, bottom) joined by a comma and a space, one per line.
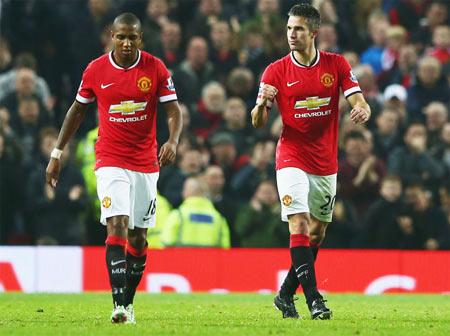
276, 167, 336, 223
95, 167, 159, 229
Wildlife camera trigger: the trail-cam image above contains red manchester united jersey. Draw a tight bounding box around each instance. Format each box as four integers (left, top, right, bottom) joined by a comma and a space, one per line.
257, 50, 361, 175
76, 50, 177, 173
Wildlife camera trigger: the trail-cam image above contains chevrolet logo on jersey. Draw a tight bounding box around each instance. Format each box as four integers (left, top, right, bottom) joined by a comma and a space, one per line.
294, 96, 331, 110
109, 100, 147, 115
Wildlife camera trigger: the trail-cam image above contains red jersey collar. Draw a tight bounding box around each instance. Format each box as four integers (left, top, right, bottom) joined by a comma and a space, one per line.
109, 49, 141, 70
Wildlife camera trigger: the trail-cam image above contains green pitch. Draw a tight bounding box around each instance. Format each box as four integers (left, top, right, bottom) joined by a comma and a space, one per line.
1, 293, 449, 335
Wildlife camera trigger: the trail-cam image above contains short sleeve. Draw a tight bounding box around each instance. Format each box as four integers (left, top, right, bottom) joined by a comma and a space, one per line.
256, 63, 278, 108
156, 58, 177, 103
76, 62, 96, 104
337, 56, 361, 98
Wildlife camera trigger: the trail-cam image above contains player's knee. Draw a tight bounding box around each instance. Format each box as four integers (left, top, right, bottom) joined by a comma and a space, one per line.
128, 230, 147, 251
107, 216, 128, 236
288, 213, 310, 234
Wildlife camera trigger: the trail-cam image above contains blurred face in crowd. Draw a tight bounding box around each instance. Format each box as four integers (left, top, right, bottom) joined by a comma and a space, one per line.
418, 56, 442, 87
203, 83, 226, 114
16, 68, 36, 96
398, 44, 417, 72
342, 51, 359, 68
404, 123, 427, 148
112, 23, 142, 66
385, 26, 406, 51
427, 3, 448, 28
369, 18, 389, 46
88, 0, 110, 16
287, 15, 317, 53
258, 0, 279, 15
380, 178, 402, 203
344, 136, 370, 165
404, 185, 429, 212
353, 65, 376, 93
254, 180, 278, 206
210, 21, 231, 50
424, 102, 448, 131
205, 165, 225, 195
200, 0, 221, 16
40, 133, 58, 158
227, 68, 254, 97
376, 109, 399, 135
433, 25, 450, 48
187, 37, 208, 70
146, 0, 169, 20
18, 99, 39, 124
223, 98, 246, 129
211, 141, 236, 166
317, 23, 337, 50
179, 149, 202, 174
161, 22, 181, 50
182, 177, 205, 199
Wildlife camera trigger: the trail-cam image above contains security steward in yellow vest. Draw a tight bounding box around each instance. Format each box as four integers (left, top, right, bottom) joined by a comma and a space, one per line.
161, 177, 230, 247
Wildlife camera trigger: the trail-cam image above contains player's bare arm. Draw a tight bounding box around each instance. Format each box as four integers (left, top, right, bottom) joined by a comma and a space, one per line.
45, 100, 88, 188
347, 92, 371, 124
251, 83, 278, 128
159, 100, 183, 166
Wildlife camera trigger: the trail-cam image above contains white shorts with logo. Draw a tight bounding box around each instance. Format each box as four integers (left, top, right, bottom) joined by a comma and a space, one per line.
276, 167, 337, 223
95, 167, 159, 229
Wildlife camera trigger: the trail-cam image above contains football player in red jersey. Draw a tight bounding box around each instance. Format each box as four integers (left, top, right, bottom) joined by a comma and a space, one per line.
251, 4, 370, 320
46, 13, 182, 324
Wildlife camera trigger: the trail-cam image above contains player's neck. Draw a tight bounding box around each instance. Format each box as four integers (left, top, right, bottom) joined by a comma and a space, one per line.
112, 49, 139, 68
293, 45, 317, 66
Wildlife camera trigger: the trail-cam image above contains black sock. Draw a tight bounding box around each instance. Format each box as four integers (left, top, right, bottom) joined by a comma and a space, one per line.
125, 246, 147, 306
279, 265, 299, 297
106, 242, 127, 307
311, 243, 319, 261
290, 234, 322, 306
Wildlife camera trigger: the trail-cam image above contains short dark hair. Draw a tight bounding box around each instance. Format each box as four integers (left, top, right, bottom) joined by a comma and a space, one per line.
14, 53, 37, 71
343, 129, 367, 144
288, 4, 321, 31
113, 12, 141, 32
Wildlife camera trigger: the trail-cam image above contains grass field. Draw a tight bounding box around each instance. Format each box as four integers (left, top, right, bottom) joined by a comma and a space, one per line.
1, 293, 450, 335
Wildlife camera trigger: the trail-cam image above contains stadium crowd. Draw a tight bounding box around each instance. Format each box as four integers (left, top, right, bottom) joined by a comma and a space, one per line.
0, 0, 449, 250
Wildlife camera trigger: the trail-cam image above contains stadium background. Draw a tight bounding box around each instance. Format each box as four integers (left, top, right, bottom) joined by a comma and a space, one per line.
1, 0, 450, 294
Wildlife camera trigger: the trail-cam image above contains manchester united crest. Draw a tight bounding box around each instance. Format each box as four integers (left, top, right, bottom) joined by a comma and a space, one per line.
282, 195, 293, 207
137, 76, 152, 92
102, 196, 112, 209
320, 73, 334, 87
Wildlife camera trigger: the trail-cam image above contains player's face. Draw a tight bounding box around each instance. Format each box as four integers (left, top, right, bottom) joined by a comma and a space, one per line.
286, 16, 316, 52
112, 23, 142, 62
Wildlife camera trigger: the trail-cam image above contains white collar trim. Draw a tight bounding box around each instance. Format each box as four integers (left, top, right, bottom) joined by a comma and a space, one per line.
109, 50, 141, 70
290, 49, 320, 68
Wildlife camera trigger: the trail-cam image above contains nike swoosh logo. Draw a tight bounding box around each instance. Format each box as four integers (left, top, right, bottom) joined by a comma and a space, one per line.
111, 259, 126, 266
295, 264, 308, 272
287, 81, 300, 87
101, 83, 114, 89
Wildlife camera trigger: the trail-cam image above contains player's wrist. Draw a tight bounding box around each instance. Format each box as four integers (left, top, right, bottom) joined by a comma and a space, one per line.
50, 148, 63, 160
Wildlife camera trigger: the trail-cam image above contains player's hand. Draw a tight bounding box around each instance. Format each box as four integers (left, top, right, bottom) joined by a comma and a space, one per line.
350, 106, 370, 124
258, 84, 278, 107
158, 140, 177, 166
46, 158, 61, 188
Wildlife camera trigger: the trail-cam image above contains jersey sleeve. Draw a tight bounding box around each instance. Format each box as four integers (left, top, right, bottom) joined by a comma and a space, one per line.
337, 55, 361, 98
156, 58, 177, 103
76, 62, 96, 104
256, 63, 278, 108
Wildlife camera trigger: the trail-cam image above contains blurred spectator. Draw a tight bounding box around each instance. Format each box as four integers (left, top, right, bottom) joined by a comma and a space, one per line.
342, 51, 360, 69
317, 23, 340, 53
216, 97, 255, 152
161, 176, 230, 247
152, 21, 183, 71
142, 0, 172, 53
193, 81, 226, 139
225, 67, 256, 109
388, 0, 429, 34
358, 175, 410, 248
235, 179, 288, 247
338, 129, 386, 220
381, 25, 408, 73
173, 36, 216, 110
239, 23, 271, 76
26, 144, 87, 245
204, 165, 239, 245
388, 122, 445, 187
321, 198, 358, 248
160, 148, 203, 207
407, 56, 449, 121
423, 102, 448, 151
360, 11, 389, 75
373, 107, 403, 162
428, 25, 450, 64
378, 44, 418, 89
187, 0, 225, 40
382, 84, 408, 125
353, 64, 382, 122
0, 37, 12, 74
231, 138, 275, 201
430, 122, 450, 177
403, 182, 450, 250
209, 20, 239, 84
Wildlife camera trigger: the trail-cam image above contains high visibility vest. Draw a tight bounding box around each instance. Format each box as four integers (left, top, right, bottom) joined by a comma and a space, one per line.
147, 192, 172, 248
161, 196, 230, 248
